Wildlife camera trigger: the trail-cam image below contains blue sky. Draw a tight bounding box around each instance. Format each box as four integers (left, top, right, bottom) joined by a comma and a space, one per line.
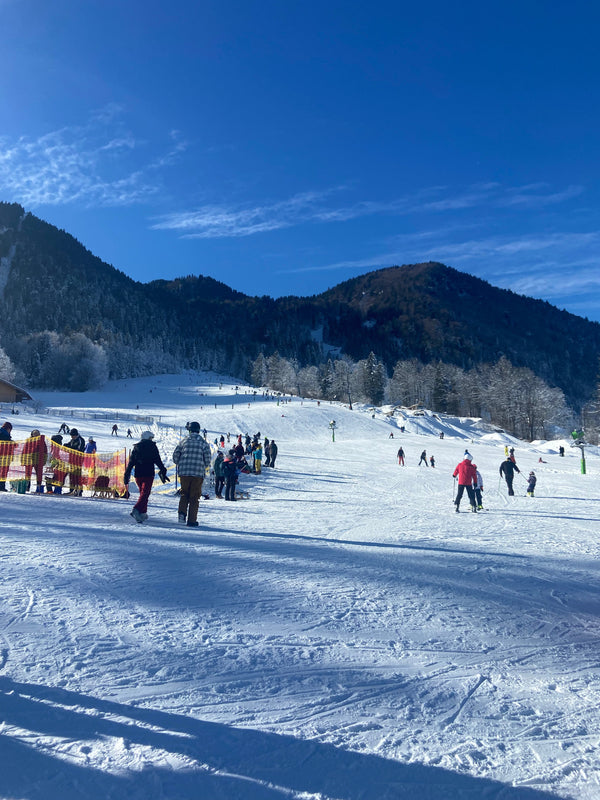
2, 0, 600, 321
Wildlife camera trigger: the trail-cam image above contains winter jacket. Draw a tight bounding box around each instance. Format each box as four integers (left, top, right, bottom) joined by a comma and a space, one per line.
124, 439, 167, 481
223, 458, 237, 480
172, 432, 212, 477
499, 459, 520, 479
213, 455, 225, 478
453, 459, 477, 486
65, 435, 85, 453
474, 469, 483, 489
0, 424, 12, 442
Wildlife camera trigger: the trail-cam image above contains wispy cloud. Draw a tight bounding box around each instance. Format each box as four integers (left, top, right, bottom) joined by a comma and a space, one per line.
0, 110, 186, 208
153, 181, 584, 239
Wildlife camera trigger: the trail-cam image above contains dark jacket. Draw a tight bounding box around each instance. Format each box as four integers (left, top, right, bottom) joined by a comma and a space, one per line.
500, 459, 520, 479
223, 458, 237, 480
125, 439, 166, 481
214, 454, 225, 478
65, 435, 85, 452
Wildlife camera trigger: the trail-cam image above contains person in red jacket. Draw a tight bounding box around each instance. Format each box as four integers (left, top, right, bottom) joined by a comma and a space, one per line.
452, 454, 478, 513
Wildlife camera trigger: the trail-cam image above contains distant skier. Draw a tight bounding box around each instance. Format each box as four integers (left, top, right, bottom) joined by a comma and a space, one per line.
527, 471, 537, 497
418, 450, 428, 466
429, 455, 435, 468
453, 454, 478, 512
500, 456, 520, 496
111, 424, 118, 436
397, 446, 405, 466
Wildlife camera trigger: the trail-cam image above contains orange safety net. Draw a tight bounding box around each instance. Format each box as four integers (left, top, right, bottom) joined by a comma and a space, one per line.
0, 435, 127, 496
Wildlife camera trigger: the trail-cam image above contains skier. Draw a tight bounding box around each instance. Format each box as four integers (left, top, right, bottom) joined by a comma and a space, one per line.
397, 446, 405, 466
264, 437, 271, 467
429, 455, 435, 468
172, 421, 212, 527
527, 471, 537, 497
124, 431, 169, 523
472, 464, 484, 510
452, 454, 478, 512
111, 424, 118, 436
418, 450, 428, 466
499, 456, 520, 496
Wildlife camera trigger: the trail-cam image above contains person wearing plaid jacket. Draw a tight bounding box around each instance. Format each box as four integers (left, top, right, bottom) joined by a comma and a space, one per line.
173, 421, 212, 527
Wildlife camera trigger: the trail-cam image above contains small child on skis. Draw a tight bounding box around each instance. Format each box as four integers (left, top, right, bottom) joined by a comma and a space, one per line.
472, 464, 484, 510
527, 471, 537, 497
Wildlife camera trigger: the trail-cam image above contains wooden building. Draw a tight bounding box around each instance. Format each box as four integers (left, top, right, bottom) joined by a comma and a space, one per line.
0, 379, 32, 404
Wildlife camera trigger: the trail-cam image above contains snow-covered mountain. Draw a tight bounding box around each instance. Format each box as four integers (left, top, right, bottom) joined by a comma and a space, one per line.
1, 372, 599, 799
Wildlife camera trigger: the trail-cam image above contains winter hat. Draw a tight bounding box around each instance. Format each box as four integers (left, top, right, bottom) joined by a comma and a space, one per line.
51, 434, 62, 444
30, 429, 41, 437
465, 454, 473, 461
228, 449, 235, 457
189, 421, 200, 433
70, 428, 79, 436
141, 431, 154, 440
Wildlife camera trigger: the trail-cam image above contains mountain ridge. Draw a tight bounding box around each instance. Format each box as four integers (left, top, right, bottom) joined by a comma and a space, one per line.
0, 201, 598, 406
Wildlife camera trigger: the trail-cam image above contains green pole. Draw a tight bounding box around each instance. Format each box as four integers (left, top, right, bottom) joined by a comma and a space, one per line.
581, 445, 586, 474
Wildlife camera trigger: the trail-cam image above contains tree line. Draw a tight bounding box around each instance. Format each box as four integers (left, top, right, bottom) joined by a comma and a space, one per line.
251, 350, 600, 443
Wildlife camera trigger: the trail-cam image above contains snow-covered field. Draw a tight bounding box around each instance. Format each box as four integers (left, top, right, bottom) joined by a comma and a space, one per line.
1, 372, 600, 800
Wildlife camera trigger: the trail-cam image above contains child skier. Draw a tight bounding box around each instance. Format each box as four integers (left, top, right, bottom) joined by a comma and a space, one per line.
527, 471, 537, 497
472, 464, 484, 510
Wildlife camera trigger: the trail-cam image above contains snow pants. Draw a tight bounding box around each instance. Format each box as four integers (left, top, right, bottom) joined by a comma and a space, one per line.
178, 475, 203, 524
225, 476, 236, 501
455, 484, 476, 510
134, 477, 154, 514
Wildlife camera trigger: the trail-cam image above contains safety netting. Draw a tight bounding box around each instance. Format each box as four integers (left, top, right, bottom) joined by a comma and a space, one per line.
0, 435, 127, 496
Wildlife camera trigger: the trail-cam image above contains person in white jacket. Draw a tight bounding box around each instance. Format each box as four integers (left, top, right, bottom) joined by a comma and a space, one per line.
473, 464, 484, 510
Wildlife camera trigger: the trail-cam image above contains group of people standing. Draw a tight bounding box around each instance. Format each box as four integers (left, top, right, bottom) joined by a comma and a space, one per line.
0, 421, 98, 495
123, 424, 279, 528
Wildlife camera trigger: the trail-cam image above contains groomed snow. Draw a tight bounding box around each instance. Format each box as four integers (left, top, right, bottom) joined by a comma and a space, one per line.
1, 372, 599, 799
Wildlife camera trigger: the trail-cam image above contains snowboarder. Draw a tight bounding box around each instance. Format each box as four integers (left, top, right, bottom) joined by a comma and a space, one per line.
397, 447, 405, 466
418, 450, 428, 466
527, 471, 537, 497
124, 431, 169, 523
500, 457, 520, 496
172, 421, 212, 527
453, 454, 478, 512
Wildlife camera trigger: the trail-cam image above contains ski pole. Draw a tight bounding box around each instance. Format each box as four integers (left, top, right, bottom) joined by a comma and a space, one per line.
453, 476, 456, 501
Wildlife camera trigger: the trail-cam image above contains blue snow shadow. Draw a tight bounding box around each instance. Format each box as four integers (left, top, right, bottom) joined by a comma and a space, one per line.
0, 677, 557, 800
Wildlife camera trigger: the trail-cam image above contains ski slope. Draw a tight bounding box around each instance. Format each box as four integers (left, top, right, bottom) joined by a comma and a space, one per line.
1, 372, 599, 799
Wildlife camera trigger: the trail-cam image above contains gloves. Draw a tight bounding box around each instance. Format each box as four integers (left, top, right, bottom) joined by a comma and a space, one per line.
159, 468, 169, 483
